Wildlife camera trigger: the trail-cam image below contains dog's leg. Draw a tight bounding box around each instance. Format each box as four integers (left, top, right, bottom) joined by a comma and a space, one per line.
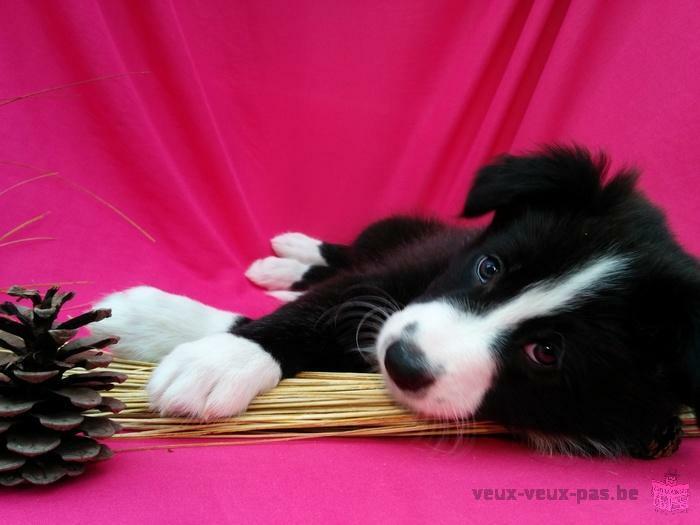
91, 286, 246, 362
246, 232, 350, 297
247, 219, 449, 300
148, 273, 408, 419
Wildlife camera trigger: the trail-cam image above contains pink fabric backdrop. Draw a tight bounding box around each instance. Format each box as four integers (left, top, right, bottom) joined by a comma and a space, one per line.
1, 1, 698, 523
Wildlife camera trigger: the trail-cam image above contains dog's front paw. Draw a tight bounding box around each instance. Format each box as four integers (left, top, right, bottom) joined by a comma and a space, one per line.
271, 232, 326, 265
245, 256, 310, 290
147, 333, 282, 420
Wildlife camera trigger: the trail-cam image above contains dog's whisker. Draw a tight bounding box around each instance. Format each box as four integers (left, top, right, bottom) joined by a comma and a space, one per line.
344, 294, 400, 314
341, 299, 394, 317
342, 286, 403, 311
330, 300, 392, 330
354, 305, 388, 358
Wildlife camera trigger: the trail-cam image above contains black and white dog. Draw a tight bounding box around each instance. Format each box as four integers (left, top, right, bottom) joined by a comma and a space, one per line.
93, 146, 700, 458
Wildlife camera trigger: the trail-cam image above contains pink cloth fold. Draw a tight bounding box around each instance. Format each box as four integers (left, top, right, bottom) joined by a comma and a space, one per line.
1, 1, 698, 522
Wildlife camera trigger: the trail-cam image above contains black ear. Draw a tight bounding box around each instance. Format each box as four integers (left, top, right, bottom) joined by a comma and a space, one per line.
463, 145, 612, 217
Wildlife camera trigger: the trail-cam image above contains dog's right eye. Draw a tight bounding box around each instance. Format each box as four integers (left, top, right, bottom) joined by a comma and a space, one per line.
476, 255, 502, 283
523, 342, 561, 367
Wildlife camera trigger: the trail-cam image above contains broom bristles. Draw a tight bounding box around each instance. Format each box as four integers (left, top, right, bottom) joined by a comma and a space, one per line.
101, 357, 699, 441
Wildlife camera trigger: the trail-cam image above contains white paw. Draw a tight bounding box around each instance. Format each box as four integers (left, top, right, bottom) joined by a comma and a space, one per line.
245, 256, 309, 290
271, 232, 326, 265
266, 290, 305, 302
90, 286, 239, 363
147, 333, 281, 420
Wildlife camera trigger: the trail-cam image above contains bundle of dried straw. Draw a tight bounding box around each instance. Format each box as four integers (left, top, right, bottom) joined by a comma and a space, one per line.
104, 357, 698, 442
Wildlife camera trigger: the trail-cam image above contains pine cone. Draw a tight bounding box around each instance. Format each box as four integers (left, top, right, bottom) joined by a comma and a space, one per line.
0, 286, 126, 486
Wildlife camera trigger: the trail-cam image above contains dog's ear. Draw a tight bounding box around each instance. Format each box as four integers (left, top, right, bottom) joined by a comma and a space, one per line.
463, 145, 618, 217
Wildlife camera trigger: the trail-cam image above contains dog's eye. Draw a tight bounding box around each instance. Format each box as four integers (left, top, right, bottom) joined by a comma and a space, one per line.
476, 255, 501, 283
523, 343, 560, 367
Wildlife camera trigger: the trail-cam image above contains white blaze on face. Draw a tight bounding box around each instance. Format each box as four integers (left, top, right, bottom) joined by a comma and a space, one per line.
376, 255, 628, 418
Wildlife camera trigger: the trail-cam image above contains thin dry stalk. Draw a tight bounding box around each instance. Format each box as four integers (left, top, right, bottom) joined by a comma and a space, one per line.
0, 236, 55, 248
0, 211, 50, 241
1, 162, 155, 243
0, 281, 92, 293
0, 172, 57, 198
0, 71, 149, 107
58, 176, 156, 243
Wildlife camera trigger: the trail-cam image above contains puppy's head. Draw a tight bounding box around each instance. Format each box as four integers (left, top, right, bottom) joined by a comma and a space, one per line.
377, 146, 700, 457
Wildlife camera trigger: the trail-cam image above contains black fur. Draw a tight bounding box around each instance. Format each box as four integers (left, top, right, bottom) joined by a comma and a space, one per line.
235, 145, 700, 458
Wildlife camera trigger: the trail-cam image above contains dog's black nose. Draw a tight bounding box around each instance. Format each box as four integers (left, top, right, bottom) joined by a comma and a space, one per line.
384, 339, 435, 392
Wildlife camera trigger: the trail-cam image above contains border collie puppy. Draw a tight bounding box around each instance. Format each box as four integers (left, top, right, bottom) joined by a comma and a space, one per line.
93, 146, 700, 458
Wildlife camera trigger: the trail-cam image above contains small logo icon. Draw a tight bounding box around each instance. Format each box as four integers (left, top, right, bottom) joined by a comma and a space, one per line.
652, 470, 689, 514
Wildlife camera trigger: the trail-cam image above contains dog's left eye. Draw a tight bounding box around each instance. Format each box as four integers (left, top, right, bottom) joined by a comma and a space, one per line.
523, 343, 561, 367
476, 255, 502, 283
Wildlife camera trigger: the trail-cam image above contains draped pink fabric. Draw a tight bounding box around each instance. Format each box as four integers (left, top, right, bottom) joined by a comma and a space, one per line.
1, 1, 698, 522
